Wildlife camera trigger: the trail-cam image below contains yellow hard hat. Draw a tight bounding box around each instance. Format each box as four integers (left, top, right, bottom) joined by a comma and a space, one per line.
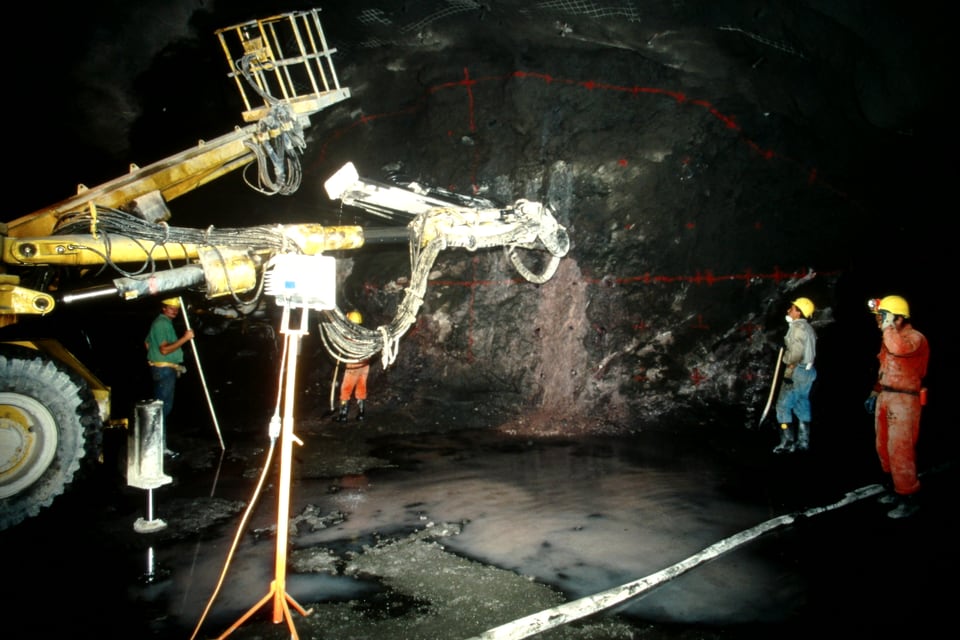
346, 310, 363, 324
878, 295, 910, 318
792, 297, 814, 319
162, 297, 181, 308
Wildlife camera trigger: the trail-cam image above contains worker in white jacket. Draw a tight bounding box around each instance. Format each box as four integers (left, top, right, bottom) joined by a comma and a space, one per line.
773, 297, 817, 453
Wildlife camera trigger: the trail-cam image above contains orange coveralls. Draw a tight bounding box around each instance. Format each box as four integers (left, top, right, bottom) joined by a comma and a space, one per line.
874, 323, 929, 496
339, 360, 370, 403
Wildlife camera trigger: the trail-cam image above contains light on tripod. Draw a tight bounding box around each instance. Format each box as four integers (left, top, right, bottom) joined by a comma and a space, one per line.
217, 252, 335, 639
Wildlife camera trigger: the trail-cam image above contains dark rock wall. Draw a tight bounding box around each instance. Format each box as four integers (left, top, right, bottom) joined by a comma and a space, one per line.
307, 12, 881, 432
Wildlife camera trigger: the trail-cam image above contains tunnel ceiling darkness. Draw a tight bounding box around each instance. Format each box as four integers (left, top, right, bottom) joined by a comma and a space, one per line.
6, 1, 950, 433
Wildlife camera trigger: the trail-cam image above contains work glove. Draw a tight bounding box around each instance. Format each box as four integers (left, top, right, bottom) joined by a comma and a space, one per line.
864, 392, 878, 415
880, 310, 894, 330
782, 363, 795, 381
175, 364, 188, 377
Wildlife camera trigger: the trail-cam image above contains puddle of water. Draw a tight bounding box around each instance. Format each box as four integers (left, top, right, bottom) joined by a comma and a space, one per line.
289, 433, 797, 625
156, 430, 802, 633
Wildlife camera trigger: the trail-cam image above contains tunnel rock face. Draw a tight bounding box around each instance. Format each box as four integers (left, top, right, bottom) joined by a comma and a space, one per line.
309, 3, 898, 432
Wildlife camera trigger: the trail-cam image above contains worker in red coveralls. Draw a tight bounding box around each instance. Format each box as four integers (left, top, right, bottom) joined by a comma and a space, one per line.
335, 310, 370, 422
864, 295, 929, 519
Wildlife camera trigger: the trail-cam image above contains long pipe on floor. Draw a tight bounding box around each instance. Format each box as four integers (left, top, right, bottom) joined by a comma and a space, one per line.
467, 482, 887, 640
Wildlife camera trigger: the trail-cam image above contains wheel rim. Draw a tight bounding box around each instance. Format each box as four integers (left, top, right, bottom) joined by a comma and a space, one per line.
0, 392, 59, 499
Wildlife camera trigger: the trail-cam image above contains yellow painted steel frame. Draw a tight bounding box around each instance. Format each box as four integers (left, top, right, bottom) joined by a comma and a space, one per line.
0, 225, 367, 322
3, 225, 366, 267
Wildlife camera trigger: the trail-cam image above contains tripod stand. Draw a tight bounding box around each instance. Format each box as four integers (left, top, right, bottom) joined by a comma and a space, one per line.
217, 304, 313, 639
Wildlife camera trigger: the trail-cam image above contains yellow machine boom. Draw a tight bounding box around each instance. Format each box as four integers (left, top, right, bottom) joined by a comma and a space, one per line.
0, 7, 570, 533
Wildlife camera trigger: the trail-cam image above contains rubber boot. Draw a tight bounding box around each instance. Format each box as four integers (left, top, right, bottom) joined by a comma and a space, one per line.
356, 400, 366, 421
772, 423, 795, 454
887, 493, 920, 519
795, 422, 810, 452
335, 401, 349, 422
877, 479, 898, 505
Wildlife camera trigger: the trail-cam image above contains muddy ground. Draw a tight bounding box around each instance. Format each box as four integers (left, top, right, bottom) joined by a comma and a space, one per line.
115, 412, 720, 640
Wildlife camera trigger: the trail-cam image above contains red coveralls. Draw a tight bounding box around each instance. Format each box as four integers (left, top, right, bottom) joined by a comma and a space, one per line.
874, 323, 929, 496
339, 360, 370, 402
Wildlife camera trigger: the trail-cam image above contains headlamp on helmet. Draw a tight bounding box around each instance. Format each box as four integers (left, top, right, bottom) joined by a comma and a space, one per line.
877, 295, 910, 319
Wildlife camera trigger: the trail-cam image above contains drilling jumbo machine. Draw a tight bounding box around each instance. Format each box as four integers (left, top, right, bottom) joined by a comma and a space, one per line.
0, 9, 569, 531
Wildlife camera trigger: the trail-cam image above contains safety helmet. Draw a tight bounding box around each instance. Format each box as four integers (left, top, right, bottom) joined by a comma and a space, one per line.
162, 297, 181, 308
346, 310, 363, 324
878, 295, 910, 319
792, 297, 815, 319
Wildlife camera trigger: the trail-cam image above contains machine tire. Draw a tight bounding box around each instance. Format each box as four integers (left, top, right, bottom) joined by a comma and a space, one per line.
0, 344, 101, 531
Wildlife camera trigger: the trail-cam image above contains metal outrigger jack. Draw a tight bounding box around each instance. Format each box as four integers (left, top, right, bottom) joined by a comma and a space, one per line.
128, 399, 173, 534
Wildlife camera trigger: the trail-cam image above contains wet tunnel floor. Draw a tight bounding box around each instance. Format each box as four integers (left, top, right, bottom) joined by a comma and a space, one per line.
3, 410, 957, 640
